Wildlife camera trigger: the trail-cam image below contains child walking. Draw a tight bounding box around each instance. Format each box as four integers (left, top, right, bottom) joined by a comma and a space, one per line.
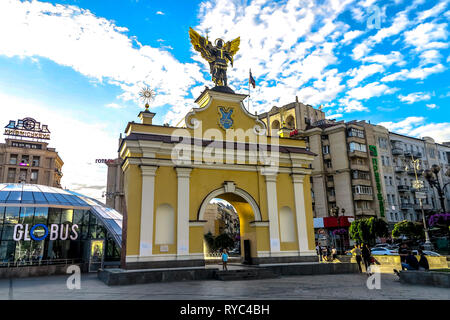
222, 249, 229, 271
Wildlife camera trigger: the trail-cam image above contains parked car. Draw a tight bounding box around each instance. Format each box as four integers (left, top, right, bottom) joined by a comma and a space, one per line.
370, 247, 398, 255
411, 250, 441, 257
374, 244, 391, 248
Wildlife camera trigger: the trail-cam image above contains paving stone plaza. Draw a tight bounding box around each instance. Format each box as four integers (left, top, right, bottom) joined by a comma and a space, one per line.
1, 272, 448, 300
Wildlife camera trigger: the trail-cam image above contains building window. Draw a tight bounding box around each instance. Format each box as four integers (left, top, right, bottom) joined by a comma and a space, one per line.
429, 148, 435, 158
286, 115, 295, 129
19, 169, 27, 182
352, 185, 373, 195
31, 170, 38, 182
349, 142, 367, 152
9, 154, 18, 165
7, 168, 16, 182
378, 137, 388, 149
389, 177, 393, 185
322, 145, 330, 154
325, 160, 332, 168
32, 156, 40, 167
348, 128, 365, 138
20, 155, 30, 166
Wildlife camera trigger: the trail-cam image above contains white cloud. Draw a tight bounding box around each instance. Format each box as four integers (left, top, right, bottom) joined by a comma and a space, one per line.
0, 91, 117, 201
426, 103, 438, 109
156, 11, 165, 15
398, 92, 431, 104
417, 1, 449, 21
0, 0, 203, 125
341, 30, 364, 44
378, 117, 450, 143
338, 98, 367, 112
346, 82, 397, 100
381, 63, 445, 82
404, 22, 449, 52
361, 51, 405, 66
347, 64, 385, 87
105, 103, 126, 109
379, 117, 450, 143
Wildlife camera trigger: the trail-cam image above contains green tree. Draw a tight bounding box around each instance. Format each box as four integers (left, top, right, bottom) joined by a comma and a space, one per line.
214, 233, 235, 251
349, 217, 389, 245
392, 220, 424, 240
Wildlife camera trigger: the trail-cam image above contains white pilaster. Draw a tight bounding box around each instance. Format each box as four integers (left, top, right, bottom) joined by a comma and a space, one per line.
176, 167, 192, 256
140, 166, 158, 257
292, 173, 310, 253
264, 173, 281, 253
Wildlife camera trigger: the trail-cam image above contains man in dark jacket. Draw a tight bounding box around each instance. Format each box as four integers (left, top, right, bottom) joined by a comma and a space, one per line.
418, 249, 430, 271
361, 244, 371, 272
402, 251, 419, 270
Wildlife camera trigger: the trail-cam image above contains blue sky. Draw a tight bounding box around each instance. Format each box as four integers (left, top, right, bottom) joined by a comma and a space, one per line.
0, 0, 449, 200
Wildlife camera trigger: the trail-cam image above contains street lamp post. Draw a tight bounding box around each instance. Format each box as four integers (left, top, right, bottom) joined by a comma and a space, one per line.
407, 158, 444, 251
424, 165, 450, 213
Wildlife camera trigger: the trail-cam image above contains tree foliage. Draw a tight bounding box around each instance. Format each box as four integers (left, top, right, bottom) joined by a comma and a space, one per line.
204, 232, 235, 252
392, 220, 424, 240
349, 217, 389, 245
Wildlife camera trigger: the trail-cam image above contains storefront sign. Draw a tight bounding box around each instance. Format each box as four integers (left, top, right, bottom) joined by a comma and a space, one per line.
95, 159, 115, 164
4, 117, 51, 140
369, 145, 385, 217
13, 224, 79, 241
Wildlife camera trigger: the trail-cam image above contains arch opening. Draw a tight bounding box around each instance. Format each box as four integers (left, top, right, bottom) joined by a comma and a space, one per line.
199, 188, 261, 264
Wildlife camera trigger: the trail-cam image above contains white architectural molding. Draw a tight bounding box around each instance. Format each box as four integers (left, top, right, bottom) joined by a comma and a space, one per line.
291, 173, 310, 253
263, 173, 281, 253
139, 165, 158, 257
175, 167, 192, 256
197, 184, 262, 221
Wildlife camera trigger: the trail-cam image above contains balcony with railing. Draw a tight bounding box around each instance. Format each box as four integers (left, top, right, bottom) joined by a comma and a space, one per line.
401, 203, 413, 210
392, 148, 404, 155
395, 166, 405, 173
397, 185, 410, 192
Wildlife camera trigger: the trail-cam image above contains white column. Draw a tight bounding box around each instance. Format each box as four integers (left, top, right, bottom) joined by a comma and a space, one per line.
292, 173, 311, 253
264, 173, 281, 253
176, 167, 192, 256
139, 166, 158, 257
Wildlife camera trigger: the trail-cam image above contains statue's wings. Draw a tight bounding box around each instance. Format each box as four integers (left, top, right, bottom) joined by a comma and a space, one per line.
224, 37, 240, 57
189, 27, 213, 62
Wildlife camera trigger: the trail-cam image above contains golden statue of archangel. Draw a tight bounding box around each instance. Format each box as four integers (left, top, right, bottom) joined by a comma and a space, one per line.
189, 27, 240, 87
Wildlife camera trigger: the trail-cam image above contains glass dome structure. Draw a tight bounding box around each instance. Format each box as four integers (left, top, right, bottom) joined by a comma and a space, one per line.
0, 183, 122, 267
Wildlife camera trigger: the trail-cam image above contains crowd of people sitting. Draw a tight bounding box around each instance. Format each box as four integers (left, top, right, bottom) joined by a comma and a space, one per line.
317, 242, 431, 277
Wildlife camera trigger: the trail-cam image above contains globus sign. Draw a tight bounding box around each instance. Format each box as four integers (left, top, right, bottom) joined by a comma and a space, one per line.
13, 224, 79, 241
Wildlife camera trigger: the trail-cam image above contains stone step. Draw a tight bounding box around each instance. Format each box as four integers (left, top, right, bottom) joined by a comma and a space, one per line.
215, 268, 278, 281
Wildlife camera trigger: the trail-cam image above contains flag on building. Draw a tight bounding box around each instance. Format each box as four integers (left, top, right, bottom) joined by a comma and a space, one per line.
249, 69, 256, 88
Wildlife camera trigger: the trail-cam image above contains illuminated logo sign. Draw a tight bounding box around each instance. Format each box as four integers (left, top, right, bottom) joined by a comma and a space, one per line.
369, 145, 385, 217
4, 117, 51, 140
13, 224, 79, 241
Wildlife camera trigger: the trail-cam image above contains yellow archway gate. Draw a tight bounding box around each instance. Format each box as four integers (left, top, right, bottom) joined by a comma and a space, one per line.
119, 88, 318, 269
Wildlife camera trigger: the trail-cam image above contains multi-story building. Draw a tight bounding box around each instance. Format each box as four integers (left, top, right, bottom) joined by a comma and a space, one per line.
0, 117, 63, 188
260, 100, 450, 241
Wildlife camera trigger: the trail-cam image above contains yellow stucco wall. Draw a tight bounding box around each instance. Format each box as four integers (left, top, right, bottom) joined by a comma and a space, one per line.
123, 163, 142, 256
121, 89, 315, 261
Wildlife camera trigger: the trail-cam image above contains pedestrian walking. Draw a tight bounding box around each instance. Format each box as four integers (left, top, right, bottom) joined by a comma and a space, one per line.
221, 249, 229, 271
361, 243, 371, 272
350, 244, 363, 273
331, 246, 337, 261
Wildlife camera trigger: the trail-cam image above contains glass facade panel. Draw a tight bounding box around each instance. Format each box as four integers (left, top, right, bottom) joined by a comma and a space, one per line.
5, 207, 20, 224
0, 184, 122, 267
48, 208, 61, 224
34, 207, 48, 224
19, 207, 35, 224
